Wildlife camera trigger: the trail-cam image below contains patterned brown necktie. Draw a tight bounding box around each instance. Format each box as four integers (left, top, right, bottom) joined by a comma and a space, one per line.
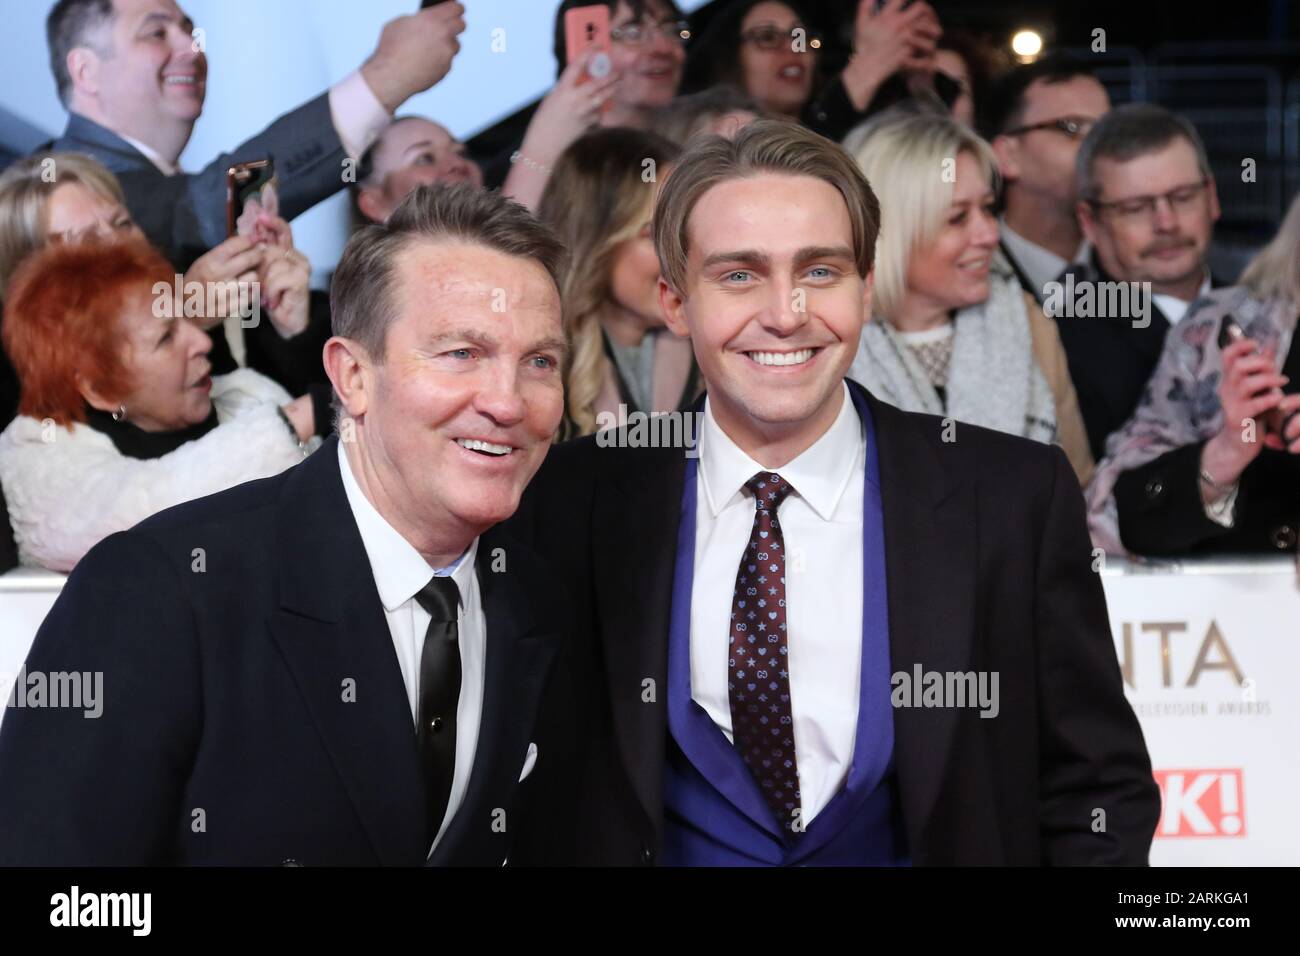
727, 472, 801, 833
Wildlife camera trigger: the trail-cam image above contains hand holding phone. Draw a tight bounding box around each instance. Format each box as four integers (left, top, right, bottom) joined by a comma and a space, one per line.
565, 4, 614, 92
226, 158, 278, 241
1216, 313, 1295, 445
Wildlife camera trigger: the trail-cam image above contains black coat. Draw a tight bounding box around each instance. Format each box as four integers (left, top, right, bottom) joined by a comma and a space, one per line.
0, 437, 565, 866
1052, 256, 1224, 462
507, 381, 1159, 865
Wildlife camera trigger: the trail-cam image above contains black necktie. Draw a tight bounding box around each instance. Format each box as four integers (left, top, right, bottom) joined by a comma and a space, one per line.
414, 576, 461, 840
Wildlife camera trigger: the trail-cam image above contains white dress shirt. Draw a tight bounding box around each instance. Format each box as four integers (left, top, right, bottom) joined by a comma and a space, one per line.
690, 383, 865, 824
1153, 273, 1213, 326
336, 441, 485, 855
1000, 217, 1088, 296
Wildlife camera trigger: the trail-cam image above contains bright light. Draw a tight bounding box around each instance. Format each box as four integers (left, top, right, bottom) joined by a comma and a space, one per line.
1011, 29, 1044, 59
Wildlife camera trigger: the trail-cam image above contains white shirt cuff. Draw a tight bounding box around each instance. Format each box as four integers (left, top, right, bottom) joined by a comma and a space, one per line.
1204, 483, 1239, 528
328, 70, 392, 162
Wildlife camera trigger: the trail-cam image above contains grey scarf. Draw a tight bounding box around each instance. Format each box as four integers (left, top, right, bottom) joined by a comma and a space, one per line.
848, 269, 1058, 445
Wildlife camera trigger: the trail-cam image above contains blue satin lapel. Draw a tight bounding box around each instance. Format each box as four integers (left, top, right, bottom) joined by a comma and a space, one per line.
667, 456, 785, 840
667, 388, 897, 855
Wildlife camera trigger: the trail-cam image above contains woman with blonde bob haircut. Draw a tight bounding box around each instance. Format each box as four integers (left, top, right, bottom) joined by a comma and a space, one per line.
845, 111, 1093, 482
538, 127, 698, 438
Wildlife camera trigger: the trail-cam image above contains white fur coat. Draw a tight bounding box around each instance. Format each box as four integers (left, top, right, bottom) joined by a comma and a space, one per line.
0, 369, 312, 572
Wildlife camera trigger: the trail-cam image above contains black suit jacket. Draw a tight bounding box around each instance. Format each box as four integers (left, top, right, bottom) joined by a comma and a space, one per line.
1053, 258, 1175, 462
509, 382, 1159, 865
1053, 256, 1225, 462
0, 436, 564, 866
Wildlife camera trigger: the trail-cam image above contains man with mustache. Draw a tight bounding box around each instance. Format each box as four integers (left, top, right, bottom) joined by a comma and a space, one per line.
509, 121, 1158, 866
1053, 104, 1224, 461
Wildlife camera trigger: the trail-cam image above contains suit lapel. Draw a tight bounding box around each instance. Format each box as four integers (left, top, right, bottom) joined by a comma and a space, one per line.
593, 443, 685, 841
269, 437, 427, 866
864, 390, 978, 859
429, 529, 561, 864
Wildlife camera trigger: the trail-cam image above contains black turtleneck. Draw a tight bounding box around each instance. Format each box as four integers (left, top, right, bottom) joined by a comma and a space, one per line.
83, 405, 220, 460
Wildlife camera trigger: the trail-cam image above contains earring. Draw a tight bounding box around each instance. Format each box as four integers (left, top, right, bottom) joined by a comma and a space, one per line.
111, 404, 126, 422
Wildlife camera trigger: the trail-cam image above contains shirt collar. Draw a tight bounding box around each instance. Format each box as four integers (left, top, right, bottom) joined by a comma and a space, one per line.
337, 441, 475, 612
117, 132, 181, 176
698, 381, 863, 521
1152, 273, 1213, 325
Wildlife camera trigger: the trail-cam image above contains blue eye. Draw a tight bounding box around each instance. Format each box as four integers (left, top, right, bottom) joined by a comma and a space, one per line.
726, 271, 751, 282
530, 355, 556, 370
448, 348, 473, 360
807, 267, 832, 279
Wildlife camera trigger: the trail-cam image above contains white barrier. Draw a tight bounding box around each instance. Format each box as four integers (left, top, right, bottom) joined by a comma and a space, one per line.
1102, 554, 1300, 865
1, 556, 1297, 864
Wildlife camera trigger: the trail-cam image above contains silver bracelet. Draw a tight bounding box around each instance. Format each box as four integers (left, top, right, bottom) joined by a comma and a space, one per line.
1199, 467, 1236, 497
510, 149, 552, 176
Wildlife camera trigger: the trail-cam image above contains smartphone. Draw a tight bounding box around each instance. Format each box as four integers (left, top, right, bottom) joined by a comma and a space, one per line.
1217, 312, 1247, 351
226, 158, 278, 240
419, 0, 451, 7
565, 4, 613, 86
1219, 313, 1295, 436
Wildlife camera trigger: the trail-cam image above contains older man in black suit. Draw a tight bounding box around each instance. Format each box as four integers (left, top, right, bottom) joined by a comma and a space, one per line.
0, 184, 571, 866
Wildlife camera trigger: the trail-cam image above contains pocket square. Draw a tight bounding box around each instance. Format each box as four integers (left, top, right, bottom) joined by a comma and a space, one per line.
518, 742, 538, 782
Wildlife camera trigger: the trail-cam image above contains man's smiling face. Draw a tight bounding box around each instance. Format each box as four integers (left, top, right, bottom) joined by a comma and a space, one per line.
660, 172, 872, 451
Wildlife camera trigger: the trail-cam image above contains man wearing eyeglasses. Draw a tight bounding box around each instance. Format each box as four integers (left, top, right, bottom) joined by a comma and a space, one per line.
987, 55, 1111, 304
481, 0, 688, 189
551, 0, 689, 129
1055, 103, 1224, 462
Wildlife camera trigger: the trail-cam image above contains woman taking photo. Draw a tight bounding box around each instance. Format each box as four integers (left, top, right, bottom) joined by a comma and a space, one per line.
1086, 192, 1300, 556
0, 153, 329, 413
684, 0, 941, 142
846, 111, 1093, 482
538, 127, 697, 438
0, 239, 316, 572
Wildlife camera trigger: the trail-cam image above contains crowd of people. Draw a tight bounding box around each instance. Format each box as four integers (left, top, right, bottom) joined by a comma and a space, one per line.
0, 0, 1296, 576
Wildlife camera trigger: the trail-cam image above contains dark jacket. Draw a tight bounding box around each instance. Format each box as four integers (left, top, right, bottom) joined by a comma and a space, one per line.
0, 436, 565, 865
1052, 254, 1223, 462
508, 381, 1159, 865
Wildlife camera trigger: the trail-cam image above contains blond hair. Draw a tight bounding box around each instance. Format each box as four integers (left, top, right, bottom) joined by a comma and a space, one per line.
653, 119, 880, 297
538, 128, 681, 437
846, 111, 999, 319
1238, 190, 1300, 307
0, 151, 126, 296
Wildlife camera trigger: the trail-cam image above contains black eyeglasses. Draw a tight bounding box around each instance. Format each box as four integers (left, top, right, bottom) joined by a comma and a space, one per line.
739, 25, 822, 51
1003, 116, 1095, 139
610, 19, 691, 46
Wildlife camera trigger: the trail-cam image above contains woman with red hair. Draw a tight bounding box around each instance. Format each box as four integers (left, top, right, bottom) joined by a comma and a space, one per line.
0, 238, 316, 572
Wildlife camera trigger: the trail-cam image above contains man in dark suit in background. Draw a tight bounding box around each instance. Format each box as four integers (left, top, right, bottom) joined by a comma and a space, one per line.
1054, 104, 1224, 461
0, 184, 570, 866
45, 0, 465, 270
511, 121, 1159, 866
